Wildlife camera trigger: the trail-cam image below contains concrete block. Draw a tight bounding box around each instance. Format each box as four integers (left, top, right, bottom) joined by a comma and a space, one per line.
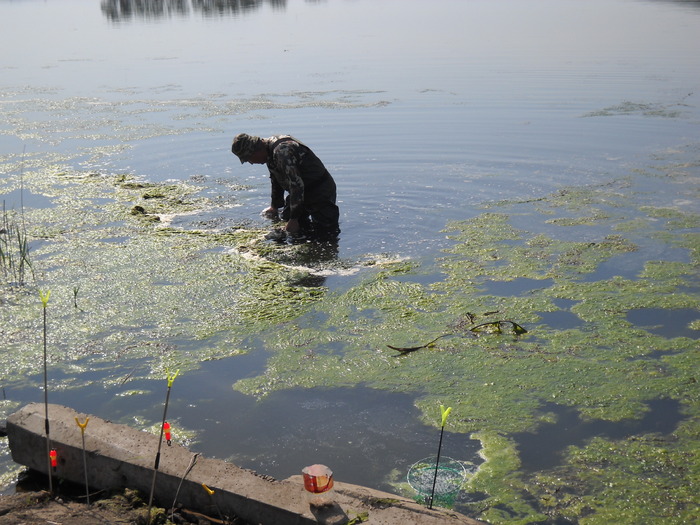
7, 403, 483, 525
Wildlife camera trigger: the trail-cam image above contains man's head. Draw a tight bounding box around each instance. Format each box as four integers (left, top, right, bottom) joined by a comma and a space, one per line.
231, 133, 265, 164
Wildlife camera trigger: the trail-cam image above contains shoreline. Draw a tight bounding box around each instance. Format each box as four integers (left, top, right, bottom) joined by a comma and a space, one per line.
3, 403, 485, 525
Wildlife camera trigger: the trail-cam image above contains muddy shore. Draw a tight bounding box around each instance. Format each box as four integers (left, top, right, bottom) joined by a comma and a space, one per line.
0, 484, 250, 525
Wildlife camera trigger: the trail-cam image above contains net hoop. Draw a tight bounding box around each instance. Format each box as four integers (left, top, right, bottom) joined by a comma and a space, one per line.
407, 456, 469, 496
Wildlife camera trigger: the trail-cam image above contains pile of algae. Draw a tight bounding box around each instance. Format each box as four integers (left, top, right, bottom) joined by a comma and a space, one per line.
233, 178, 699, 523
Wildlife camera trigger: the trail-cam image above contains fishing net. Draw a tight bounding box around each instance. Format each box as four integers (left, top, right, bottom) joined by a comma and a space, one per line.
407, 456, 469, 507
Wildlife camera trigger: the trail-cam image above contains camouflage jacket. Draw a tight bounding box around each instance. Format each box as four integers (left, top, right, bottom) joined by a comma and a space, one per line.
264, 135, 331, 219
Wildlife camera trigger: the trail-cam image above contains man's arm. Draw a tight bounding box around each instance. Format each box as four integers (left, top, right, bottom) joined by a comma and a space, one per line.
263, 173, 285, 218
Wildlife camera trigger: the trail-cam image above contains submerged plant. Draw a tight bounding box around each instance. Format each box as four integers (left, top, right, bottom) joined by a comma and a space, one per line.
72, 285, 80, 309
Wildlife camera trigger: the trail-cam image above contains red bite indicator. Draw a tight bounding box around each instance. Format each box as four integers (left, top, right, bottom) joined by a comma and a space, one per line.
49, 449, 58, 470
164, 422, 172, 446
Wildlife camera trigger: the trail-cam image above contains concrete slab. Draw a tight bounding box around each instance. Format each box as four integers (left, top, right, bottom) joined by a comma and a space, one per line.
7, 403, 484, 525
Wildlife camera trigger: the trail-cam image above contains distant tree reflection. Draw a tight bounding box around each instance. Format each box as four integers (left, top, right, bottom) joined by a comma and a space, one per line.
101, 0, 288, 21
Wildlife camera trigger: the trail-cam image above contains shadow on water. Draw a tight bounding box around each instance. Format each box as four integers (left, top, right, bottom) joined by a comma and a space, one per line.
39, 346, 482, 493
180, 379, 483, 492
513, 398, 683, 473
1, 322, 484, 496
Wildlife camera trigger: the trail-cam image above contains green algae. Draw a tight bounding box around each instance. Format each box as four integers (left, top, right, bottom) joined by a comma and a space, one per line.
464, 431, 548, 524
0, 165, 326, 388
2, 94, 699, 523
4, 152, 698, 524
0, 91, 389, 153
581, 101, 685, 119
530, 414, 700, 524
231, 178, 699, 523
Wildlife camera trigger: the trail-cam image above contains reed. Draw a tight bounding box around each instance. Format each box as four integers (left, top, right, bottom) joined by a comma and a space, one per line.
0, 203, 34, 286
1, 147, 34, 286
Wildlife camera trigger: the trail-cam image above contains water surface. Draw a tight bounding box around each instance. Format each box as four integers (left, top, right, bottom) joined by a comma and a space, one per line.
1, 0, 699, 522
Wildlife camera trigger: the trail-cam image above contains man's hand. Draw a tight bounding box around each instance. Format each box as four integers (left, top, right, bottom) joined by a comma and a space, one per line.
262, 206, 279, 219
285, 218, 300, 234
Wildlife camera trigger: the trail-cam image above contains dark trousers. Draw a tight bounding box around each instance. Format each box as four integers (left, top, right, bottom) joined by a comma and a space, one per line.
282, 178, 340, 241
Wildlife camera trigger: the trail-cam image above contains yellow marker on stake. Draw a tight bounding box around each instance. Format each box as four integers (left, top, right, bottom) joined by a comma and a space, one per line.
202, 483, 225, 521
428, 404, 453, 509
39, 289, 51, 307
75, 417, 91, 504
147, 369, 181, 524
440, 405, 452, 428
167, 369, 180, 388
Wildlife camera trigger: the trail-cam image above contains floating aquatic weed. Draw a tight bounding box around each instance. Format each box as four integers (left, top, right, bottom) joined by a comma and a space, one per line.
0, 164, 330, 389
529, 412, 700, 524
581, 100, 685, 119
640, 206, 700, 229
232, 177, 700, 523
2, 101, 699, 524
462, 430, 549, 524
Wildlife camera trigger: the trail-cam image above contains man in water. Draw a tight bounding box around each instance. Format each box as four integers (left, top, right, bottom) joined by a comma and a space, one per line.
231, 133, 340, 242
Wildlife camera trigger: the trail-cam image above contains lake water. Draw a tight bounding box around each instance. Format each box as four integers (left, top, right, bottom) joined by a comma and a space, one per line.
1, 0, 699, 521
3, 0, 698, 264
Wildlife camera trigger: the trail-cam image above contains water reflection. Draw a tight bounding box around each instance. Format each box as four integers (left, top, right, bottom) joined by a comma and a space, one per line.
101, 0, 288, 21
659, 0, 700, 7
514, 399, 682, 472
100, 0, 700, 22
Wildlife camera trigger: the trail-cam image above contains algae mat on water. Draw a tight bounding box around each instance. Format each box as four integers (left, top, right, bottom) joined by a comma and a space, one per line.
0, 161, 327, 390
233, 176, 700, 523
1, 151, 699, 524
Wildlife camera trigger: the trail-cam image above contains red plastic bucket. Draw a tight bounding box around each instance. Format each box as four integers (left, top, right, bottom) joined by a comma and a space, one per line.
302, 464, 334, 494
